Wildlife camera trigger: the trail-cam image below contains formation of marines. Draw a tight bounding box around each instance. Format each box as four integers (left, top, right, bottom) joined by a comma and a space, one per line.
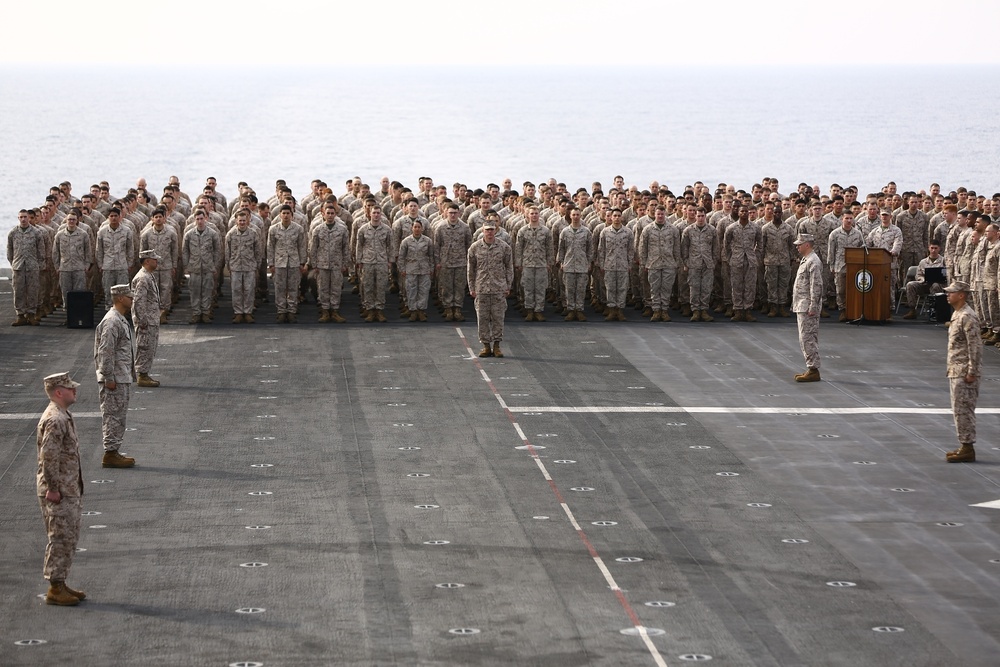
11, 177, 1000, 336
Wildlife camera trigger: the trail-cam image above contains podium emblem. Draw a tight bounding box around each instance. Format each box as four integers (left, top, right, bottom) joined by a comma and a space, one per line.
854, 269, 873, 293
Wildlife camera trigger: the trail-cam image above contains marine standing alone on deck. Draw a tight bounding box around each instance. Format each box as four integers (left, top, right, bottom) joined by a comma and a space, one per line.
468, 221, 514, 358
792, 233, 824, 382
36, 372, 87, 606
95, 284, 138, 468
943, 281, 982, 463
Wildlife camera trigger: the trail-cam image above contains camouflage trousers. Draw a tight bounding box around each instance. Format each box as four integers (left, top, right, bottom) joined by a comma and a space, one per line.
950, 376, 979, 445
563, 271, 588, 311
58, 270, 86, 306
438, 266, 467, 309
521, 267, 548, 313
154, 268, 173, 312
188, 272, 214, 315
688, 266, 714, 311
604, 269, 628, 309
273, 267, 299, 314
730, 259, 757, 309
677, 264, 690, 307
475, 293, 507, 343
230, 271, 256, 315
135, 325, 159, 374
765, 264, 791, 307
99, 381, 131, 452
404, 273, 431, 311
835, 271, 848, 310
11, 269, 40, 315
101, 269, 129, 310
797, 313, 821, 370
316, 268, 345, 311
361, 263, 388, 310
647, 268, 677, 311
988, 290, 1000, 332
39, 495, 81, 581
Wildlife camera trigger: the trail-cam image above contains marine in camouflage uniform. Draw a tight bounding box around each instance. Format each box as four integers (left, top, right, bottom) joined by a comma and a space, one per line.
267, 205, 308, 322
514, 206, 553, 320
95, 285, 137, 467
355, 208, 394, 321
895, 197, 929, 287
435, 204, 473, 321
468, 223, 514, 357
867, 212, 904, 309
597, 209, 633, 320
791, 234, 824, 382
723, 205, 762, 320
638, 208, 681, 322
309, 205, 352, 322
557, 210, 594, 320
681, 210, 718, 321
397, 219, 436, 320
182, 212, 222, 322
944, 281, 982, 462
95, 208, 135, 309
131, 253, 161, 387
52, 212, 93, 309
827, 215, 865, 318
760, 215, 796, 316
139, 211, 179, 321
7, 209, 47, 325
36, 372, 86, 605
225, 210, 263, 322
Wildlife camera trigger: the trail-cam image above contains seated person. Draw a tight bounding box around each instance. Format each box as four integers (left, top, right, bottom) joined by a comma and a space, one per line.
903, 242, 946, 318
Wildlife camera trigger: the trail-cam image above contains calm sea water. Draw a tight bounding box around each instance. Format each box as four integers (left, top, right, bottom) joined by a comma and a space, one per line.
3, 64, 999, 267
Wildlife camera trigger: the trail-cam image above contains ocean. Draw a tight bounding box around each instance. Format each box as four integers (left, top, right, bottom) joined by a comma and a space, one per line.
2, 64, 998, 268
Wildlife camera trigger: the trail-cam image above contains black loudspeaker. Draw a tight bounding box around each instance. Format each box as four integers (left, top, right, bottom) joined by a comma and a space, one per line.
931, 292, 951, 323
66, 291, 95, 329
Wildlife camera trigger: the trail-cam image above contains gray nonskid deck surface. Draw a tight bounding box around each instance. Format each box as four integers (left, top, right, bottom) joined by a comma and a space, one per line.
1, 276, 998, 666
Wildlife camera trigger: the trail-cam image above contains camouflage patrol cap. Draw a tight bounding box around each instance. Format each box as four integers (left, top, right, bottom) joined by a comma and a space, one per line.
44, 372, 80, 390
880, 209, 892, 217
139, 249, 161, 260
110, 284, 133, 297
482, 221, 497, 230
943, 281, 971, 293
793, 233, 814, 246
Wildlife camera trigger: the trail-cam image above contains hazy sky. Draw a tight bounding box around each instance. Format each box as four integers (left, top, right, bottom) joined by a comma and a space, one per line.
4, 0, 1000, 67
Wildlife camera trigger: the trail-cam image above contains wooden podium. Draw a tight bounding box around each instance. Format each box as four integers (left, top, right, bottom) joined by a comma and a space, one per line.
845, 248, 892, 322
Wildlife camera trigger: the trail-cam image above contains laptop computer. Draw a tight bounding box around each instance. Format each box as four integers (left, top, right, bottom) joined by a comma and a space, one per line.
924, 266, 946, 286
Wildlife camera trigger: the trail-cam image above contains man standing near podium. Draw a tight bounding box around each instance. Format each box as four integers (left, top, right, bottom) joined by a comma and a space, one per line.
867, 210, 903, 312
792, 234, 824, 382
944, 281, 981, 463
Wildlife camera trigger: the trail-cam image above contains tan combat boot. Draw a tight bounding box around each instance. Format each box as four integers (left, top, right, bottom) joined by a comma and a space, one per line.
701, 310, 714, 322
493, 342, 503, 358
453, 308, 465, 321
767, 306, 778, 318
526, 311, 536, 322
794, 368, 821, 382
731, 309, 744, 322
576, 310, 587, 321
244, 313, 255, 324
63, 582, 87, 600
479, 344, 493, 357
660, 310, 671, 322
375, 310, 387, 323
12, 314, 28, 326
690, 310, 701, 322
417, 310, 428, 322
330, 310, 346, 323
232, 314, 244, 324
903, 309, 916, 320
681, 304, 692, 317
137, 373, 160, 388
409, 310, 419, 321
364, 310, 376, 322
946, 444, 976, 463
604, 308, 615, 321
200, 313, 211, 324
650, 310, 662, 322
102, 450, 136, 468
535, 311, 546, 321
745, 310, 758, 322
318, 309, 330, 323
45, 581, 80, 606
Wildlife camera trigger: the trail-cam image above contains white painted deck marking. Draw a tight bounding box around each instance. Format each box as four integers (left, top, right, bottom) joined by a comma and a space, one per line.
970, 499, 1000, 510
508, 406, 1000, 415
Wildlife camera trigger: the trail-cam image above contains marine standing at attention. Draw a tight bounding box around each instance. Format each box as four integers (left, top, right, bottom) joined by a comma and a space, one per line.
36, 372, 86, 606
468, 221, 514, 358
8, 209, 47, 326
943, 280, 982, 463
95, 284, 137, 468
132, 250, 162, 387
792, 234, 824, 382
